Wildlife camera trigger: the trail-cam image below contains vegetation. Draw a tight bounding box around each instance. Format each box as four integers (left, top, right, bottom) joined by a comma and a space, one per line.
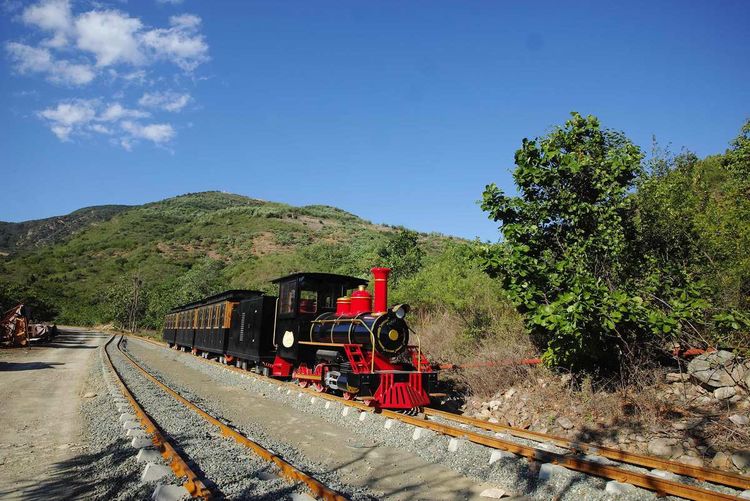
0, 192, 456, 330
481, 113, 750, 376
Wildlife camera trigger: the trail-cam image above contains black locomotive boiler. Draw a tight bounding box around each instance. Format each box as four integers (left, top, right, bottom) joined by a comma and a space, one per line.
163, 267, 438, 410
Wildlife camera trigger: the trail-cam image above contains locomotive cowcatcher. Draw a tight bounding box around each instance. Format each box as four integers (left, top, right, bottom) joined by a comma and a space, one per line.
162, 267, 438, 410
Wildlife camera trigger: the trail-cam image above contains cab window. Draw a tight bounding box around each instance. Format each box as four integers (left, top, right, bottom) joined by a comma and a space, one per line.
280, 281, 296, 315
299, 289, 317, 313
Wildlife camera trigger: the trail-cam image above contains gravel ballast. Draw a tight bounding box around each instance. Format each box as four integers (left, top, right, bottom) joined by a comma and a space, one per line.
125, 336, 747, 500
106, 338, 323, 500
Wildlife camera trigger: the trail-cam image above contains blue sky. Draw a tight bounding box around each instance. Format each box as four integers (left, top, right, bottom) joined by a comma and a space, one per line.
2, 1, 749, 241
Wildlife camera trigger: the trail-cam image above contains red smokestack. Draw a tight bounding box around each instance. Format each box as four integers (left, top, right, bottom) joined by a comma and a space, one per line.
371, 267, 391, 314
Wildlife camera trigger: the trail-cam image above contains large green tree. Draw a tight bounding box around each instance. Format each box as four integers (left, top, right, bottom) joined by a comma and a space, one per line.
481, 113, 650, 372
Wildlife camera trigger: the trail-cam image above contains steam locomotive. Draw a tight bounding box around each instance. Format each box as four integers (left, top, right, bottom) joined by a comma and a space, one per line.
162, 268, 437, 410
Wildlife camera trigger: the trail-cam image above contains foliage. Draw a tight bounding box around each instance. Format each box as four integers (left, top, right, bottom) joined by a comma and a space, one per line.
482, 114, 750, 373
392, 242, 525, 355
0, 191, 448, 329
376, 228, 425, 284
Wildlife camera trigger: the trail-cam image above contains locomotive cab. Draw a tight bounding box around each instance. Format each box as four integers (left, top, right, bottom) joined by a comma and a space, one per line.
272, 272, 368, 361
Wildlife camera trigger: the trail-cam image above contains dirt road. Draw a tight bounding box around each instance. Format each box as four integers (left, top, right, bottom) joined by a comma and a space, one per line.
0, 329, 107, 500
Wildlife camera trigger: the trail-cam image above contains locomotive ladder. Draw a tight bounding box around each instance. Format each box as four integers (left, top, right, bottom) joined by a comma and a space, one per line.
344, 344, 370, 374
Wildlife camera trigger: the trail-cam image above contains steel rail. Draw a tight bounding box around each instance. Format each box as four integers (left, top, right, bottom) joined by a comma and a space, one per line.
103, 336, 212, 499
378, 409, 743, 501
116, 337, 348, 501
423, 407, 750, 490
129, 335, 746, 500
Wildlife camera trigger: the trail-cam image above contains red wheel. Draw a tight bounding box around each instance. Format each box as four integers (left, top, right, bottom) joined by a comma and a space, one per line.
313, 363, 328, 393
343, 392, 355, 400
299, 380, 310, 388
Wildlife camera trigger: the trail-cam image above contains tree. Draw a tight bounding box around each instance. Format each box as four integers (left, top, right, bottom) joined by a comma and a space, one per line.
376, 228, 425, 284
481, 112, 645, 372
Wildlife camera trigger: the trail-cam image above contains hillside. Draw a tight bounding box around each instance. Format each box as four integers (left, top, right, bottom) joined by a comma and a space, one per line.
0, 191, 452, 325
0, 205, 130, 254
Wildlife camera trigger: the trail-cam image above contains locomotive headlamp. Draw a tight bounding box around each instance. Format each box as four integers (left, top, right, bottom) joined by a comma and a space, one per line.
391, 303, 410, 319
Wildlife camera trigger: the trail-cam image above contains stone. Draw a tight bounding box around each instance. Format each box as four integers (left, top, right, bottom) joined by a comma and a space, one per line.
605, 481, 636, 495
648, 437, 679, 458
448, 438, 461, 452
556, 417, 574, 430
732, 451, 750, 470
136, 449, 162, 463
730, 414, 750, 426
739, 490, 750, 500
488, 400, 502, 411
672, 418, 702, 430
123, 421, 141, 430
151, 484, 189, 501
504, 388, 516, 399
479, 488, 508, 498
132, 437, 153, 449
711, 452, 733, 469
83, 392, 97, 398
666, 372, 689, 383
538, 463, 566, 481
648, 469, 679, 480
141, 463, 172, 483
715, 387, 737, 400
489, 450, 516, 464
688, 350, 738, 387
676, 455, 704, 467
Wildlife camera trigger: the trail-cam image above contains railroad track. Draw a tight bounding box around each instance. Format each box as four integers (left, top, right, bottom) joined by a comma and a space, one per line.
107, 335, 347, 501
130, 334, 748, 500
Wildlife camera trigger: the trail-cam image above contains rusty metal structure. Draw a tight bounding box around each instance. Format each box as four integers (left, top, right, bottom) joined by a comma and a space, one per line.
1, 304, 29, 347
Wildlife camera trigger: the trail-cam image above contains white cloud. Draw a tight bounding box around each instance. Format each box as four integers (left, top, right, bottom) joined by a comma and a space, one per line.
75, 10, 144, 67
38, 99, 97, 140
121, 120, 175, 144
140, 15, 208, 71
6, 42, 95, 85
21, 0, 72, 48
169, 14, 200, 29
138, 91, 191, 112
37, 99, 173, 147
156, 0, 184, 4
99, 102, 150, 121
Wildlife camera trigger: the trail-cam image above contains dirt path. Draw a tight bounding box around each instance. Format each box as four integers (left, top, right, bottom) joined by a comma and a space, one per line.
0, 329, 107, 500
128, 337, 502, 500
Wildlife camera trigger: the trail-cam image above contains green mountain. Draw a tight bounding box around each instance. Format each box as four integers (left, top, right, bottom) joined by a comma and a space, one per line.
0, 191, 451, 326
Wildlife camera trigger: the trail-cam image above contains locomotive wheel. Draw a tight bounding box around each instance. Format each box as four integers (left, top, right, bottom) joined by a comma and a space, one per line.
312, 363, 327, 393
298, 380, 310, 388
343, 392, 355, 401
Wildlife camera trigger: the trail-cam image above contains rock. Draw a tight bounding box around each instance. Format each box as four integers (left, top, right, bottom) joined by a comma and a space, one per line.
605, 481, 636, 495
672, 418, 702, 430
666, 372, 689, 383
560, 373, 573, 386
479, 488, 508, 498
488, 400, 502, 411
648, 438, 679, 458
730, 414, 749, 426
739, 490, 750, 500
83, 392, 97, 398
676, 455, 704, 467
715, 386, 737, 400
711, 452, 733, 469
648, 469, 679, 480
504, 388, 516, 399
556, 417, 574, 430
732, 451, 750, 470
688, 350, 738, 387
